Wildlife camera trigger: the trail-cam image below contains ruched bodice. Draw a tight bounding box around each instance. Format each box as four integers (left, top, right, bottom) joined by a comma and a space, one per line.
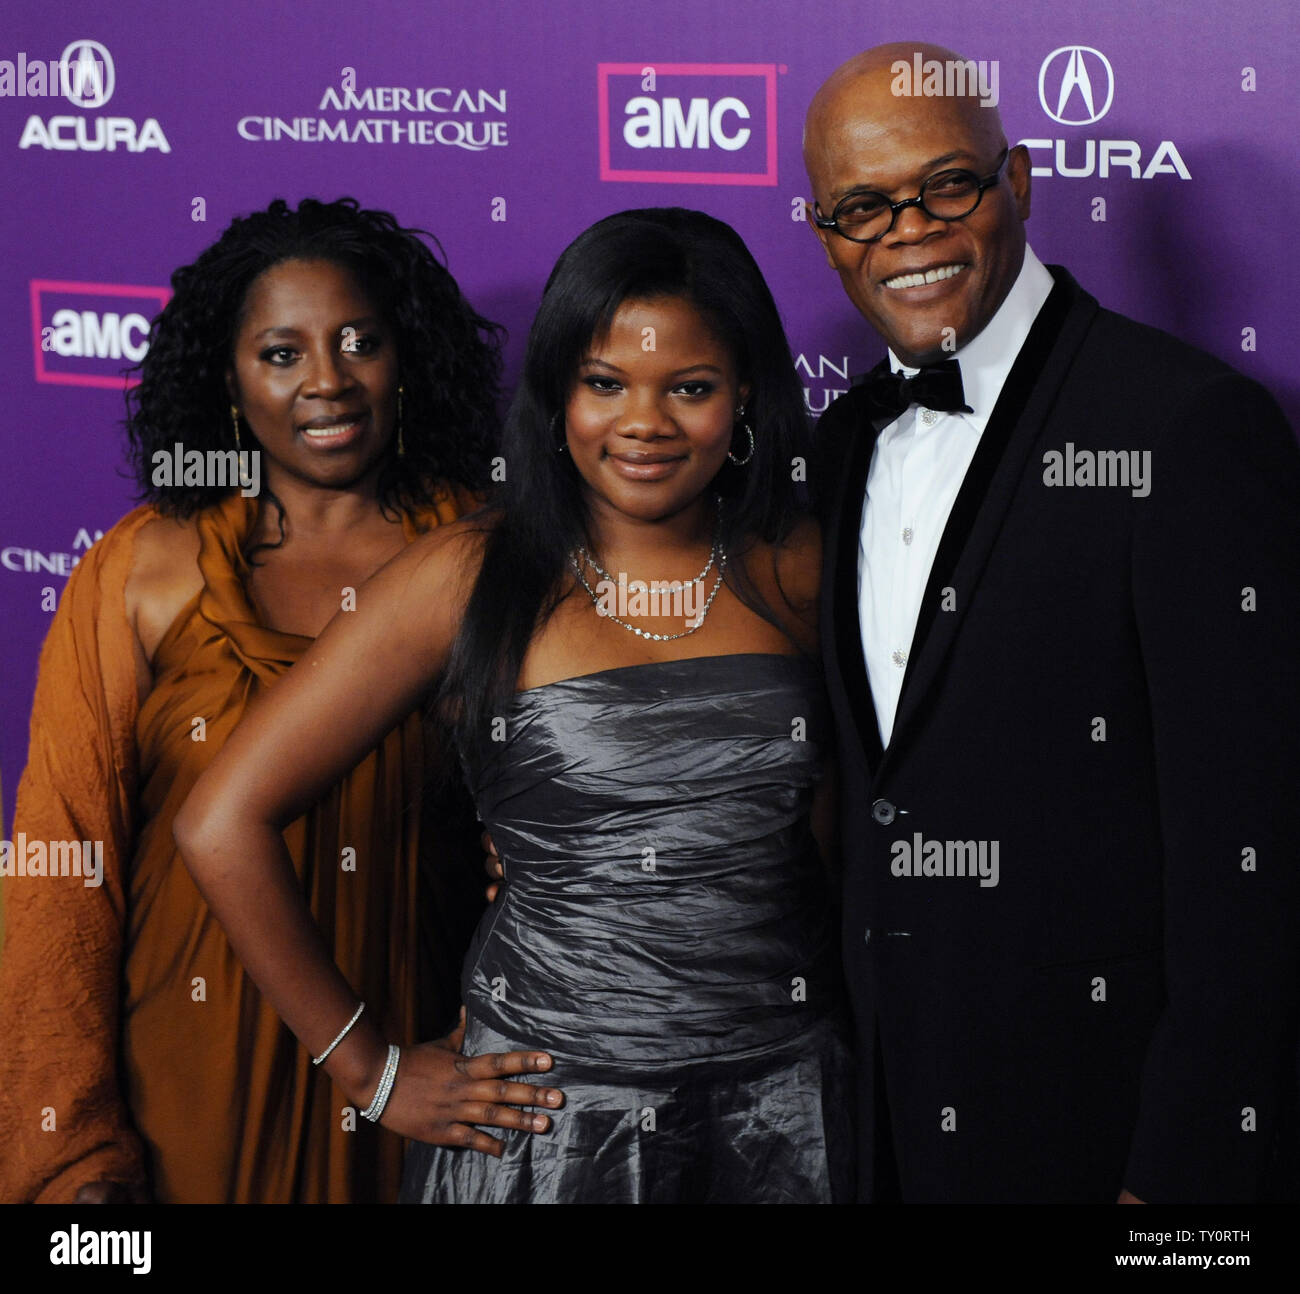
402, 651, 855, 1203
459, 653, 839, 1066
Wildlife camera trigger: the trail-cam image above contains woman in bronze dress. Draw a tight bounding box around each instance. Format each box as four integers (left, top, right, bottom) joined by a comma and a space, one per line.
0, 197, 516, 1203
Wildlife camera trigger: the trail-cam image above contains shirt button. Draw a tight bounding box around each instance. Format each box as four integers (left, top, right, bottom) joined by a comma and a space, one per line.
872, 799, 896, 825
891, 649, 907, 667
902, 527, 913, 545
921, 408, 939, 426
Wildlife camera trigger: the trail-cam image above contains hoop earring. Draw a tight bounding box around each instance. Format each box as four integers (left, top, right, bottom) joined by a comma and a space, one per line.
728, 409, 754, 466
229, 405, 242, 452
396, 385, 406, 457
551, 410, 568, 454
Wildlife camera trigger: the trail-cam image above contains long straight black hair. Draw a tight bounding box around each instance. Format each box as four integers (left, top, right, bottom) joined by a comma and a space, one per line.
437, 207, 813, 753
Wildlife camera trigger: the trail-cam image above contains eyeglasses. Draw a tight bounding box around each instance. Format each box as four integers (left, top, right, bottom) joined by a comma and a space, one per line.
813, 148, 1009, 244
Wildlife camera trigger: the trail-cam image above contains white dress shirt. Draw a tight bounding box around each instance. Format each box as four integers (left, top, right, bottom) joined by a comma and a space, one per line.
858, 244, 1054, 746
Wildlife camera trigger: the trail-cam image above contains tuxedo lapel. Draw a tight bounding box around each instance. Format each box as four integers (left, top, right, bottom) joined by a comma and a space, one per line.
881, 269, 1099, 772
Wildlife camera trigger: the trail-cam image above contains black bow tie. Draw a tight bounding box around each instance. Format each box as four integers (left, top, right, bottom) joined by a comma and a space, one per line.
861, 358, 973, 423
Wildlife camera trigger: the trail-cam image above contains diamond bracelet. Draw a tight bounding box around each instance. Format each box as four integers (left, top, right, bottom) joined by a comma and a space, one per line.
312, 1001, 365, 1066
361, 1044, 401, 1123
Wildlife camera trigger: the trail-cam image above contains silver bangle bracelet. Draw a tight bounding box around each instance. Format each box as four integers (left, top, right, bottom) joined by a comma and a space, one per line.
361, 1044, 401, 1123
312, 1001, 365, 1066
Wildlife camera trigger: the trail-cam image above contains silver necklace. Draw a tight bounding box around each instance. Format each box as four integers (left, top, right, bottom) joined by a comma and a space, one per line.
576, 533, 717, 588
570, 504, 727, 641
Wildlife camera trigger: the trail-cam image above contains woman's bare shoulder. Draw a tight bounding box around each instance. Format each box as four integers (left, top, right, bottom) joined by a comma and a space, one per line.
124, 512, 203, 662
764, 513, 824, 607
403, 510, 495, 588
129, 511, 202, 577
775, 513, 823, 578
348, 510, 499, 655
742, 513, 823, 650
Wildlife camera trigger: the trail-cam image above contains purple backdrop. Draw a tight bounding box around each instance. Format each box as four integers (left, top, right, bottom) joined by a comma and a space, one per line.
3, 0, 1296, 822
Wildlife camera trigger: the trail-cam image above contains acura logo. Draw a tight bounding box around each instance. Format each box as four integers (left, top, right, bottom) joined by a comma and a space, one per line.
59, 39, 115, 109
1038, 46, 1113, 126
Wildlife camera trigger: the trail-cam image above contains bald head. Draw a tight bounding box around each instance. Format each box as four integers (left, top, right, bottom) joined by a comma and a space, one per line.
801, 41, 1030, 365
804, 43, 1005, 181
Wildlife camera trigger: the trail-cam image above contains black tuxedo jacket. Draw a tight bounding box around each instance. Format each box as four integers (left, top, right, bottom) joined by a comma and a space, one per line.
816, 266, 1300, 1203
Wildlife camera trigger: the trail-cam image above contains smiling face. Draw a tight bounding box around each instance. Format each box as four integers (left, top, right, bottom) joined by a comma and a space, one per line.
804, 51, 1031, 366
226, 257, 397, 491
563, 295, 749, 527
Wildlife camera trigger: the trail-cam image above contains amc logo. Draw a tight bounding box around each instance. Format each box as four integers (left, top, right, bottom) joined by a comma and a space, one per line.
31, 279, 170, 388
598, 62, 778, 185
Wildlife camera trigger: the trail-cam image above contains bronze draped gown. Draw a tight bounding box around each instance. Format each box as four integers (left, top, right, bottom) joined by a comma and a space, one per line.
0, 490, 481, 1203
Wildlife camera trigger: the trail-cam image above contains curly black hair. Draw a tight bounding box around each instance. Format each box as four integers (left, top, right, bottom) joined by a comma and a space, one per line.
124, 196, 502, 517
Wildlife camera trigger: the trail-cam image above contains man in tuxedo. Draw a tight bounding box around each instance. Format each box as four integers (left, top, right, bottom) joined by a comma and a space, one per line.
804, 43, 1299, 1203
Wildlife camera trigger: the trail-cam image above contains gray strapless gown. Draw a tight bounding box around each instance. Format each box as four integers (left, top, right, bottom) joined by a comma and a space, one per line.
400, 653, 855, 1203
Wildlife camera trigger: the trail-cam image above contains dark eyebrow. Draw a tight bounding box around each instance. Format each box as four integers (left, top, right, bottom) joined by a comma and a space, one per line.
667, 364, 725, 379
251, 316, 385, 342
831, 151, 978, 202
579, 359, 726, 379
